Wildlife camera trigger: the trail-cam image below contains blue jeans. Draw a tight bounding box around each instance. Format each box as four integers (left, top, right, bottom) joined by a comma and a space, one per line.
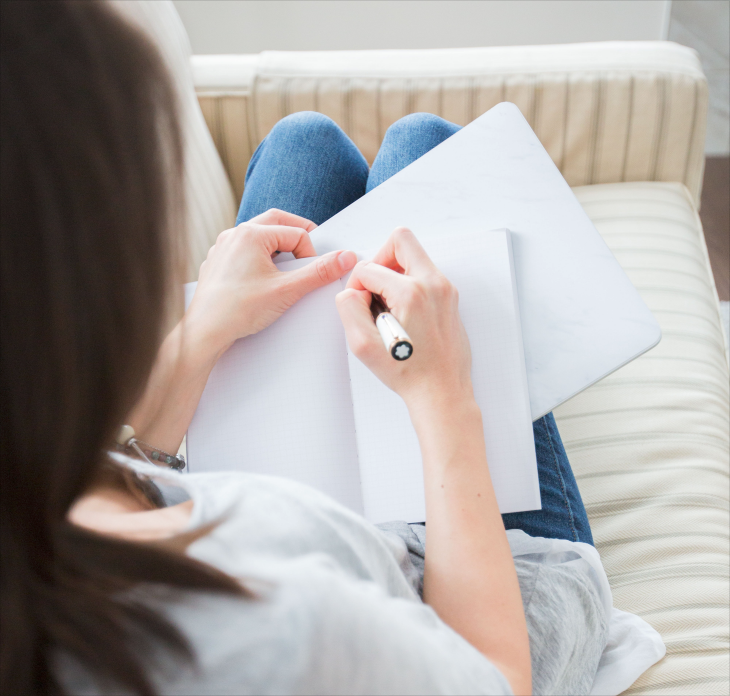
238, 112, 594, 545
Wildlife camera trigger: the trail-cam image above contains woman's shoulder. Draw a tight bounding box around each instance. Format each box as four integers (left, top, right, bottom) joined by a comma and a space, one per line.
57, 565, 356, 696
151, 558, 510, 696
60, 554, 510, 696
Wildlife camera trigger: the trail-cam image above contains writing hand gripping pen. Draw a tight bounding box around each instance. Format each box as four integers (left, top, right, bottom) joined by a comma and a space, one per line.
370, 294, 414, 361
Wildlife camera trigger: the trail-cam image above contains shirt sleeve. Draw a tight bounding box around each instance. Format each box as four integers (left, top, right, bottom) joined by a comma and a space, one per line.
515, 558, 609, 696
506, 528, 610, 696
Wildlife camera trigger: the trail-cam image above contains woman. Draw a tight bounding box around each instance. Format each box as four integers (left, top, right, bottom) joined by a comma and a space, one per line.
0, 2, 607, 694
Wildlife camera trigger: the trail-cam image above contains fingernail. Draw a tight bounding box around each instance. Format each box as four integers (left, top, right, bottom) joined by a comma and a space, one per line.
338, 250, 357, 271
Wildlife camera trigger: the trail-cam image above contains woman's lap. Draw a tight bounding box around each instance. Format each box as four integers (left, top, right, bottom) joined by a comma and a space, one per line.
237, 112, 460, 224
239, 111, 594, 546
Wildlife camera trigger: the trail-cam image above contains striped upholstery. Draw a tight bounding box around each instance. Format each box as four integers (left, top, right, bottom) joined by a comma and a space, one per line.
192, 43, 708, 206
556, 182, 730, 695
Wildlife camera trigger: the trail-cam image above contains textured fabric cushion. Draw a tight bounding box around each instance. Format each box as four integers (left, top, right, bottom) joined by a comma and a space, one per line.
110, 0, 237, 280
192, 42, 708, 206
556, 182, 729, 695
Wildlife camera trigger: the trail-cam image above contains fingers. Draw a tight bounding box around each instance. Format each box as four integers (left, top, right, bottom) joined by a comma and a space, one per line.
336, 288, 382, 361
284, 249, 357, 301
371, 226, 436, 275
215, 222, 317, 257
346, 260, 411, 307
205, 224, 317, 271
259, 225, 318, 258
248, 208, 317, 233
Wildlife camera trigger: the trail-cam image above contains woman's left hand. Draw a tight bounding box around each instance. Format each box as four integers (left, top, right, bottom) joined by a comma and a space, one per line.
185, 209, 357, 359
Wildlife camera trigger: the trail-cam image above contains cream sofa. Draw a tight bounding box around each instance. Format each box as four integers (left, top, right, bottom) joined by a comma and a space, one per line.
118, 2, 729, 694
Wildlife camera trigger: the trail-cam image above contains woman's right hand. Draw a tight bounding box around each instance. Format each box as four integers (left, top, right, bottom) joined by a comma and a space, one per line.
340, 228, 533, 696
336, 227, 474, 411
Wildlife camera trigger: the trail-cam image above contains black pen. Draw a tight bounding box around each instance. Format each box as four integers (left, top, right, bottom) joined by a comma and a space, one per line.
370, 294, 414, 361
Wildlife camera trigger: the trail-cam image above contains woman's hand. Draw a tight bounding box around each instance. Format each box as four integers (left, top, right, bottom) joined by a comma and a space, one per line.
336, 226, 473, 410
127, 209, 355, 455
186, 209, 357, 359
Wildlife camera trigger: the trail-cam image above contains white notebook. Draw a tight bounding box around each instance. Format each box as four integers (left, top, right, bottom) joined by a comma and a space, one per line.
185, 229, 540, 524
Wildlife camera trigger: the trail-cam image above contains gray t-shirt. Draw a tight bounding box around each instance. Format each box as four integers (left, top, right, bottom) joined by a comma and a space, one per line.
59, 459, 608, 695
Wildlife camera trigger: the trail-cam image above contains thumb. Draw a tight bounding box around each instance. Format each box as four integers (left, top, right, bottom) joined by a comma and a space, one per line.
285, 250, 357, 300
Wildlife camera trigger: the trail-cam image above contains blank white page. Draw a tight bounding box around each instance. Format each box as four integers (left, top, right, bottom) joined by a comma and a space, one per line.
348, 230, 541, 524
185, 258, 364, 515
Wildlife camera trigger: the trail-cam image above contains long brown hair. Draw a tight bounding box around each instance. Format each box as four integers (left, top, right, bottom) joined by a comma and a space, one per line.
0, 2, 243, 694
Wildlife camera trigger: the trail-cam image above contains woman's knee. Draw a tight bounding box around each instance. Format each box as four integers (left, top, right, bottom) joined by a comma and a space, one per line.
268, 111, 346, 145
383, 113, 459, 145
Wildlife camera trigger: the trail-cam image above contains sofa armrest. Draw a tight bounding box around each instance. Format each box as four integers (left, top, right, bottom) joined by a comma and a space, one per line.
191, 55, 259, 202
193, 42, 707, 206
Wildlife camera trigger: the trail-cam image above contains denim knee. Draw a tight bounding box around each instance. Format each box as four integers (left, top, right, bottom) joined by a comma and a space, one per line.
269, 111, 344, 142
246, 111, 354, 188
242, 110, 369, 224
384, 113, 458, 142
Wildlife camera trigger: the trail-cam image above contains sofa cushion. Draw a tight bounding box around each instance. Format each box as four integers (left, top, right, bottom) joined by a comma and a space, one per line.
557, 181, 729, 695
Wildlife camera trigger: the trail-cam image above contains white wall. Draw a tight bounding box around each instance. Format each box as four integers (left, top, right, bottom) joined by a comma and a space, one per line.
173, 0, 671, 54
668, 0, 729, 155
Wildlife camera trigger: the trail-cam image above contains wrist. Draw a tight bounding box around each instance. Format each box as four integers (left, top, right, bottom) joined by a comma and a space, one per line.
177, 311, 231, 367
408, 391, 486, 480
126, 321, 222, 455
405, 384, 480, 432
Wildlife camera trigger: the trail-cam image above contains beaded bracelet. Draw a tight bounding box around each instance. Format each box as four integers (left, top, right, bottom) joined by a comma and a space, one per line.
115, 424, 186, 471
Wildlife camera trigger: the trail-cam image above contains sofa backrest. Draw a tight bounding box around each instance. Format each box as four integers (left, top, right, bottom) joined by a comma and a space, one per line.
195, 42, 708, 211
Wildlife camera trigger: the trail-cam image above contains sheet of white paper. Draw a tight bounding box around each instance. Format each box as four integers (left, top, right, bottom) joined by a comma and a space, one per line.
184, 258, 364, 515
348, 230, 540, 523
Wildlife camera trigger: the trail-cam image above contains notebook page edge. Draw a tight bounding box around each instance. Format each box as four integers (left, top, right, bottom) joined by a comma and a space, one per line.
504, 230, 542, 511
